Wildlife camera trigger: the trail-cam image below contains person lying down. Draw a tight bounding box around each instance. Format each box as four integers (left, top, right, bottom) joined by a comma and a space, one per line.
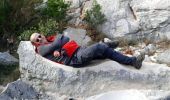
30, 32, 145, 69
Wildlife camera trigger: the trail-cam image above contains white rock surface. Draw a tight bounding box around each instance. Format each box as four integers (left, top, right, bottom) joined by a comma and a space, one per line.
2, 0, 170, 99
142, 44, 157, 56
86, 90, 170, 100
17, 41, 170, 99
157, 49, 170, 66
63, 27, 92, 46
67, 0, 170, 43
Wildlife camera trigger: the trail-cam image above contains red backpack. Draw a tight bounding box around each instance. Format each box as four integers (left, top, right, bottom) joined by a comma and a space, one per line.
62, 40, 80, 57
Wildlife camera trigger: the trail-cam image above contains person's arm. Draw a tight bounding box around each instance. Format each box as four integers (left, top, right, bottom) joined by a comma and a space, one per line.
38, 34, 70, 56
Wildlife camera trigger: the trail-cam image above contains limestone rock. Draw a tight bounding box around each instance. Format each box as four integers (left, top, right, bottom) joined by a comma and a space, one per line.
0, 52, 18, 66
0, 80, 38, 100
63, 27, 92, 46
157, 49, 170, 66
86, 90, 170, 100
65, 0, 82, 9
67, 0, 170, 43
17, 41, 170, 99
142, 44, 157, 56
131, 0, 170, 30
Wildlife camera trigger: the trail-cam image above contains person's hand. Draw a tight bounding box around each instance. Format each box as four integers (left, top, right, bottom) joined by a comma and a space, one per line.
53, 51, 60, 57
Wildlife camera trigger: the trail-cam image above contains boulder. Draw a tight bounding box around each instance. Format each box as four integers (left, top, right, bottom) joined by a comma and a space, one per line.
131, 0, 170, 30
142, 44, 157, 56
63, 27, 92, 46
17, 41, 170, 99
86, 90, 170, 100
0, 80, 38, 100
97, 0, 170, 40
157, 49, 170, 66
0, 52, 18, 66
67, 0, 170, 43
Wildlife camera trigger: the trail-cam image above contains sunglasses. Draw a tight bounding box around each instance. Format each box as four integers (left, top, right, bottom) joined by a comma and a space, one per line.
36, 35, 41, 42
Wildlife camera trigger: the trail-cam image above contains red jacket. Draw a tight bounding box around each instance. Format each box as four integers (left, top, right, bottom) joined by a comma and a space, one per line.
34, 35, 80, 58
62, 40, 79, 57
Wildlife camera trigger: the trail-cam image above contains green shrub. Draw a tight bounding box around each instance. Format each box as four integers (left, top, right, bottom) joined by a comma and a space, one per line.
41, 0, 70, 32
19, 29, 36, 41
0, 0, 11, 35
83, 0, 106, 42
0, 0, 43, 38
0, 0, 10, 23
84, 0, 106, 29
19, 0, 71, 40
37, 19, 58, 36
19, 19, 58, 40
0, 0, 70, 40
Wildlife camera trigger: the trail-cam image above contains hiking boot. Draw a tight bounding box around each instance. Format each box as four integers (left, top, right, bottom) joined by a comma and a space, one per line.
132, 52, 145, 69
103, 38, 119, 49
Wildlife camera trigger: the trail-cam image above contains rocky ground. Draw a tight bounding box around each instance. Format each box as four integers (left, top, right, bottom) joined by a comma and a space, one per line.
1, 0, 170, 99
1, 27, 170, 100
13, 40, 170, 99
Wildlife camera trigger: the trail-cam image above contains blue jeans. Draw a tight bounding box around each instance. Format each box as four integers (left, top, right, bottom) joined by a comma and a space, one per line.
70, 43, 136, 67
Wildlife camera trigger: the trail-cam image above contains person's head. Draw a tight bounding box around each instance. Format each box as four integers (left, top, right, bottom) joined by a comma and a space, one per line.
30, 33, 47, 44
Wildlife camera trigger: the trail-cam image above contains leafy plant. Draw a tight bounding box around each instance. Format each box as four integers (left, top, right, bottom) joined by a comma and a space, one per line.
0, 0, 9, 22
19, 19, 58, 40
19, 29, 35, 41
0, 0, 43, 38
0, 0, 11, 35
83, 0, 106, 41
37, 19, 58, 36
41, 0, 70, 32
84, 0, 106, 29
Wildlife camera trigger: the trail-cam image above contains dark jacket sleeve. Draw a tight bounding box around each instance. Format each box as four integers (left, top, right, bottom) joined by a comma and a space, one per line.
38, 34, 70, 56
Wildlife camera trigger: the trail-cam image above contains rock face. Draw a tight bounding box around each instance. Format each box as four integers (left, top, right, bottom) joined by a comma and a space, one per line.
67, 0, 170, 42
63, 27, 92, 46
0, 80, 38, 100
142, 44, 157, 56
0, 52, 18, 66
86, 90, 170, 100
17, 41, 170, 99
157, 49, 170, 66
